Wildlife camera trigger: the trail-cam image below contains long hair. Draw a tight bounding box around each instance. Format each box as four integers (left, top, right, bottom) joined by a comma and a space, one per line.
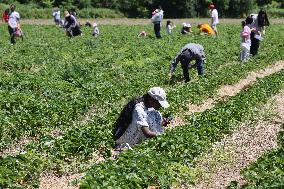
166, 20, 171, 26
258, 10, 270, 27
245, 16, 253, 25
113, 93, 152, 141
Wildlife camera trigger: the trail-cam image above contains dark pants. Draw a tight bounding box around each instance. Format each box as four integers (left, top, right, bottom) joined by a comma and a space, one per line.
181, 57, 204, 82
154, 22, 162, 39
8, 25, 16, 44
250, 33, 260, 56
67, 25, 82, 37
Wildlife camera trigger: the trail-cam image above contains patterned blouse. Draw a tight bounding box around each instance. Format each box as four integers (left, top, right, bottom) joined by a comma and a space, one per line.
116, 102, 164, 146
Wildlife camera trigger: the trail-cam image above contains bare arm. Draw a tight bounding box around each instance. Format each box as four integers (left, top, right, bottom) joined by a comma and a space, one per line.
169, 54, 181, 77
141, 126, 157, 138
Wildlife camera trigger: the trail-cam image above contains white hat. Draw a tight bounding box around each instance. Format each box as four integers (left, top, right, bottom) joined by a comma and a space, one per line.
186, 23, 191, 28
93, 23, 97, 27
148, 87, 169, 108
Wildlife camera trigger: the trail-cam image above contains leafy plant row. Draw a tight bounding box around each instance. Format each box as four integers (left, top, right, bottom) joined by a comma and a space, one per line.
80, 68, 284, 188
234, 124, 284, 188
32, 28, 284, 166
0, 24, 283, 188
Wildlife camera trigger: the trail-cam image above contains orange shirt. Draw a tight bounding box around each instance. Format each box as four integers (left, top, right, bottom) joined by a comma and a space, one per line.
199, 24, 215, 35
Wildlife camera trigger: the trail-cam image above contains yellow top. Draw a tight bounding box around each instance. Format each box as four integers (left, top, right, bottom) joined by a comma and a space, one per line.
199, 24, 215, 35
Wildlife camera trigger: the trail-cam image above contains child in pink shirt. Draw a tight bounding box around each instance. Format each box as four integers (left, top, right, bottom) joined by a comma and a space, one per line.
240, 21, 251, 62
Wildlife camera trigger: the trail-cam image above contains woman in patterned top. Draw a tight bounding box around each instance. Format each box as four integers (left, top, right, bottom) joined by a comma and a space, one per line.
113, 87, 170, 148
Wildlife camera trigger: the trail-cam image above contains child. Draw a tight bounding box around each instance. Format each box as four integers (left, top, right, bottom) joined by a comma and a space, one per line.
240, 21, 251, 62
138, 30, 147, 38
14, 23, 24, 40
181, 23, 192, 34
166, 20, 176, 34
52, 8, 61, 26
92, 23, 99, 37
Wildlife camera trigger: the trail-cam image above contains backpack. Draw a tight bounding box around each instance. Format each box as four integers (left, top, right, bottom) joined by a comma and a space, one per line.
113, 96, 143, 141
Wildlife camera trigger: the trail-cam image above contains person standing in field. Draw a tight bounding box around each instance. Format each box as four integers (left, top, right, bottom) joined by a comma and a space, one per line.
151, 6, 164, 39
114, 87, 170, 148
52, 7, 61, 26
249, 10, 269, 56
8, 4, 20, 44
169, 43, 206, 83
240, 20, 251, 62
166, 20, 176, 35
2, 8, 10, 23
209, 4, 219, 37
197, 23, 215, 35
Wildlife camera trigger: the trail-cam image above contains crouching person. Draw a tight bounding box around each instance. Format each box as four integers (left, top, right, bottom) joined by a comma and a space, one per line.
113, 87, 170, 150
63, 11, 82, 37
169, 43, 205, 82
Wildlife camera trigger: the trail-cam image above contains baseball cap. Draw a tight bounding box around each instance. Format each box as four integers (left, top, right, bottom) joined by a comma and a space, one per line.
148, 87, 169, 108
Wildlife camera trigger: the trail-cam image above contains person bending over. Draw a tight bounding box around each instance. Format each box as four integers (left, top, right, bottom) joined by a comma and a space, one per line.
169, 43, 206, 82
114, 87, 170, 148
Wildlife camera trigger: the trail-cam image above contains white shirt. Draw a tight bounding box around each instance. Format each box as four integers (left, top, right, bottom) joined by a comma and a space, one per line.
52, 10, 60, 20
166, 25, 175, 34
93, 27, 99, 35
8, 11, 20, 28
151, 10, 164, 23
116, 102, 164, 146
211, 9, 219, 25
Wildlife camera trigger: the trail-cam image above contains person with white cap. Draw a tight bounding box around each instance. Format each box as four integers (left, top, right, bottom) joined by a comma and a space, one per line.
114, 87, 170, 148
209, 3, 219, 37
181, 23, 192, 34
169, 43, 206, 82
92, 22, 99, 37
151, 6, 164, 39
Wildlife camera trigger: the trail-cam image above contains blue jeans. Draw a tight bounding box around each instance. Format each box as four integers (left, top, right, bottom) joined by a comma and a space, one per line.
154, 22, 162, 39
180, 55, 204, 82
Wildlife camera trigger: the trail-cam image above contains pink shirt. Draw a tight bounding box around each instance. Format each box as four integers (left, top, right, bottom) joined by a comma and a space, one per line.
240, 25, 251, 42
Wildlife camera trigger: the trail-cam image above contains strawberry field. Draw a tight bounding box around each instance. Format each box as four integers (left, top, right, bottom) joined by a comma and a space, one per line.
0, 22, 284, 188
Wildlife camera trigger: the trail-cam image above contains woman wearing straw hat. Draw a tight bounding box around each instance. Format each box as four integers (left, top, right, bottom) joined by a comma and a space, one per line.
114, 87, 171, 148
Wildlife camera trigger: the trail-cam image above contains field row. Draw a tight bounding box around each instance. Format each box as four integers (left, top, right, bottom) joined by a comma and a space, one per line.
0, 24, 283, 188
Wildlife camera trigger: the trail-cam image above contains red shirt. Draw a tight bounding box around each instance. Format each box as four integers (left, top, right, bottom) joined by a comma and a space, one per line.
2, 12, 9, 22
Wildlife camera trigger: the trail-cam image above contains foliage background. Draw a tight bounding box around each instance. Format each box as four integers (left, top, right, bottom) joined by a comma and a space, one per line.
0, 0, 283, 18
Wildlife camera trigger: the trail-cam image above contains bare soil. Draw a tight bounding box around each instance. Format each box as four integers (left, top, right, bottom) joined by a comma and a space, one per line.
191, 90, 284, 189
188, 61, 284, 114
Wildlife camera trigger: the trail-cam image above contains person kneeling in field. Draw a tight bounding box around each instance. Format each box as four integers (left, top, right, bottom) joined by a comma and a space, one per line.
181, 23, 192, 34
169, 43, 206, 82
138, 30, 147, 38
197, 23, 215, 35
113, 87, 171, 149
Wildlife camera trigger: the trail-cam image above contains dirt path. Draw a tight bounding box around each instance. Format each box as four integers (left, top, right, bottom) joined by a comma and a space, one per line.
191, 91, 284, 189
187, 61, 284, 115
39, 173, 84, 189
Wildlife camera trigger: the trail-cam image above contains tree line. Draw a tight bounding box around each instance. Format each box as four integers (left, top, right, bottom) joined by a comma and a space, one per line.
1, 0, 284, 18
